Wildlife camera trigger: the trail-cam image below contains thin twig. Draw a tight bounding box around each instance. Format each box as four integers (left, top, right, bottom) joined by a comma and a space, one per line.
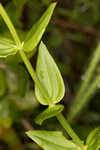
52, 18, 100, 36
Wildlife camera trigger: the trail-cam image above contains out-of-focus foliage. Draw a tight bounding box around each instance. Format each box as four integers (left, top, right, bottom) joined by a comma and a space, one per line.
0, 0, 100, 149
0, 63, 38, 128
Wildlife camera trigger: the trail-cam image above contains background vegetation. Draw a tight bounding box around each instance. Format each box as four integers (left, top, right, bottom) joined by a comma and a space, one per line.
0, 0, 100, 149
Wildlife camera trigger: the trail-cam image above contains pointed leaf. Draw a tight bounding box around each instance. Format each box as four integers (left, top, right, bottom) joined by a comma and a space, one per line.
86, 127, 100, 150
0, 37, 17, 57
35, 104, 64, 125
23, 3, 56, 52
35, 42, 65, 105
26, 130, 81, 150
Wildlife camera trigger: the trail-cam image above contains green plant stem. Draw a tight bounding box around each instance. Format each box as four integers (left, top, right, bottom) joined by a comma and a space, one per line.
0, 3, 21, 47
68, 74, 100, 122
68, 43, 100, 122
56, 113, 84, 149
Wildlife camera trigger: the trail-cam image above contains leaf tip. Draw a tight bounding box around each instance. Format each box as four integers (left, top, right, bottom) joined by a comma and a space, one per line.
39, 41, 46, 51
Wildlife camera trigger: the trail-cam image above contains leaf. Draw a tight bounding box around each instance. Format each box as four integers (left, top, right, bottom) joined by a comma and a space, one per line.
26, 130, 81, 150
35, 104, 64, 125
23, 3, 56, 52
0, 37, 17, 57
86, 127, 100, 150
35, 42, 65, 105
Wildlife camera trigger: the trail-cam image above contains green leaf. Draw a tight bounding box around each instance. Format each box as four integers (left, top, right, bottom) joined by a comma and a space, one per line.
0, 37, 17, 57
35, 104, 64, 125
86, 127, 100, 150
23, 3, 56, 52
26, 130, 81, 150
35, 42, 65, 105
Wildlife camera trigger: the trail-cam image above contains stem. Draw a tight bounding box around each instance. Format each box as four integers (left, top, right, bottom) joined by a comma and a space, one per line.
56, 113, 84, 149
68, 74, 100, 122
0, 3, 21, 47
68, 43, 100, 122
19, 50, 49, 104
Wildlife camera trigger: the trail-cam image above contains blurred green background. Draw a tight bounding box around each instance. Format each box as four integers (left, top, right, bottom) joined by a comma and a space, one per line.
0, 0, 100, 149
